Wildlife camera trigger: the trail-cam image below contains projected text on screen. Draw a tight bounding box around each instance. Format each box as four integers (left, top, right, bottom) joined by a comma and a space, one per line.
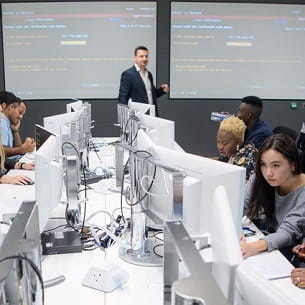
170, 2, 305, 99
2, 2, 156, 100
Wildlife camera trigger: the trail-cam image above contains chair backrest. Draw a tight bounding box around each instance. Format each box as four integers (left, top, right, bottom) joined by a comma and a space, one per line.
273, 126, 298, 141
296, 122, 305, 173
273, 124, 305, 173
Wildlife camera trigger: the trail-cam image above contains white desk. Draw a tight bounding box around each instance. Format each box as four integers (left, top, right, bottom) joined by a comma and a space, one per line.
41, 190, 162, 305
39, 137, 163, 305
0, 169, 35, 201
1, 139, 305, 305
241, 219, 304, 304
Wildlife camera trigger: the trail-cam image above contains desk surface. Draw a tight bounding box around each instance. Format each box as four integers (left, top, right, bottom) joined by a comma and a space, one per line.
1, 139, 305, 305
0, 169, 35, 201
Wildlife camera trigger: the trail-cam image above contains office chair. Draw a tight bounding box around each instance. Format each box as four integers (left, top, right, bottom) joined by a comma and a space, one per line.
272, 126, 298, 141
273, 124, 305, 173
296, 122, 305, 173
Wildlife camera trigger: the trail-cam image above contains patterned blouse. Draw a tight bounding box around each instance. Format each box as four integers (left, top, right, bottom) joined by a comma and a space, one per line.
228, 143, 257, 181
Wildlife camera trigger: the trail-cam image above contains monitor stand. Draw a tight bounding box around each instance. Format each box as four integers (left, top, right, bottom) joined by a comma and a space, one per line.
119, 237, 162, 267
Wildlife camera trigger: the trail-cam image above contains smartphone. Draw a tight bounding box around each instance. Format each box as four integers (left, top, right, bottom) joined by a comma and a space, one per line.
242, 227, 256, 237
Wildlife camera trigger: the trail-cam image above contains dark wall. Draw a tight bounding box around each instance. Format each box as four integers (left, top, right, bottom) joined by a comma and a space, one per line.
2, 0, 305, 157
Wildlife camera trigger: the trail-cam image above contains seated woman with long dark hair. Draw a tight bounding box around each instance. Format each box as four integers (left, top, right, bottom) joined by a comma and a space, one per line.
241, 134, 305, 259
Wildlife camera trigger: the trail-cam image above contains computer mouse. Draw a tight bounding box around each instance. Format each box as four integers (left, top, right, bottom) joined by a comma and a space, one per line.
25, 180, 35, 185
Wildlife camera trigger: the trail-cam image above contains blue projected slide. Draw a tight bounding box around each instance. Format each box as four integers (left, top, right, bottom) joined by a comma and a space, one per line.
2, 2, 156, 100
170, 2, 305, 99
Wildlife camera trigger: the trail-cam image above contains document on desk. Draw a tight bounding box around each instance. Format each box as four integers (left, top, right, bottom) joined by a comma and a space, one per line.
20, 151, 36, 162
243, 250, 294, 280
0, 198, 23, 210
0, 198, 23, 218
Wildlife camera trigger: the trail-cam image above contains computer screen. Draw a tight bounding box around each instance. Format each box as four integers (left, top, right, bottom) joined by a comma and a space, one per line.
35, 135, 63, 233
135, 129, 245, 239
209, 185, 242, 304
170, 2, 305, 99
128, 100, 156, 117
150, 142, 246, 240
66, 100, 83, 113
35, 124, 55, 150
43, 110, 87, 155
133, 130, 180, 228
137, 113, 175, 149
43, 112, 79, 137
1, 1, 157, 99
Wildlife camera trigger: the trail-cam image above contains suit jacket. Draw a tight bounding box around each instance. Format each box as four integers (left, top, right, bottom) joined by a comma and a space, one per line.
118, 66, 164, 116
244, 119, 273, 149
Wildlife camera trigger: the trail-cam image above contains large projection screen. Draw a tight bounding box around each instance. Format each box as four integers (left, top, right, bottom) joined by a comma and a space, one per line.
1, 2, 156, 100
170, 2, 305, 99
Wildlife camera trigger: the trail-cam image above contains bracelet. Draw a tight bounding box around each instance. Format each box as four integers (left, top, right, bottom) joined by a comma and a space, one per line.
19, 162, 25, 169
12, 129, 19, 134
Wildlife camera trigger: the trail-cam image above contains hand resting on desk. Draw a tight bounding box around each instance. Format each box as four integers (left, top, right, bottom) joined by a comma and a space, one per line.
14, 161, 35, 170
0, 174, 34, 185
291, 268, 305, 288
291, 243, 305, 288
240, 239, 268, 259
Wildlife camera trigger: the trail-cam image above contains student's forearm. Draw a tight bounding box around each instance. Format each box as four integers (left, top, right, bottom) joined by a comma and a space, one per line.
12, 130, 22, 147
240, 239, 268, 258
3, 145, 25, 156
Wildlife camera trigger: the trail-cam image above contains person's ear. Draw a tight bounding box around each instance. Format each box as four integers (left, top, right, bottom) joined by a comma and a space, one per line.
4, 103, 14, 112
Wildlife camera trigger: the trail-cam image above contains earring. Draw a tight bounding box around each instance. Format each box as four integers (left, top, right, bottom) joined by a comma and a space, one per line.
236, 144, 240, 151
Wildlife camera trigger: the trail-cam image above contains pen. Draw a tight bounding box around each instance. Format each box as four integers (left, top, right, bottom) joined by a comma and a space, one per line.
290, 246, 302, 263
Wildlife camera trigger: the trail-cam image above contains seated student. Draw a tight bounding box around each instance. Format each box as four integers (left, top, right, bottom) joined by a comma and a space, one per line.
216, 116, 257, 181
237, 96, 273, 149
241, 134, 305, 259
0, 91, 35, 159
0, 137, 34, 185
0, 103, 33, 184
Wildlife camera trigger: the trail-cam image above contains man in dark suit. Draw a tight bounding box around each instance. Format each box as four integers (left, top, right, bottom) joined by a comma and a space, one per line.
237, 96, 273, 149
118, 46, 169, 116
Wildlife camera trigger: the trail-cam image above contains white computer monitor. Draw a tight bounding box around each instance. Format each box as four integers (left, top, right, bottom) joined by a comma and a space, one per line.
66, 100, 83, 113
137, 113, 175, 149
135, 132, 245, 303
43, 112, 79, 137
35, 135, 63, 233
43, 109, 89, 156
66, 100, 92, 149
135, 129, 245, 239
154, 144, 245, 239
134, 130, 176, 227
209, 185, 242, 304
137, 135, 246, 240
128, 100, 156, 117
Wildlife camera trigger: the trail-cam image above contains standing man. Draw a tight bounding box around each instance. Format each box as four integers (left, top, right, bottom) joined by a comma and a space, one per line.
0, 91, 35, 160
118, 46, 169, 116
237, 96, 273, 149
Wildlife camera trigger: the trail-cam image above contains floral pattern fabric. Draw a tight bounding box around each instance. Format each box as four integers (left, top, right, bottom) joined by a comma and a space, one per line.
231, 143, 257, 181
